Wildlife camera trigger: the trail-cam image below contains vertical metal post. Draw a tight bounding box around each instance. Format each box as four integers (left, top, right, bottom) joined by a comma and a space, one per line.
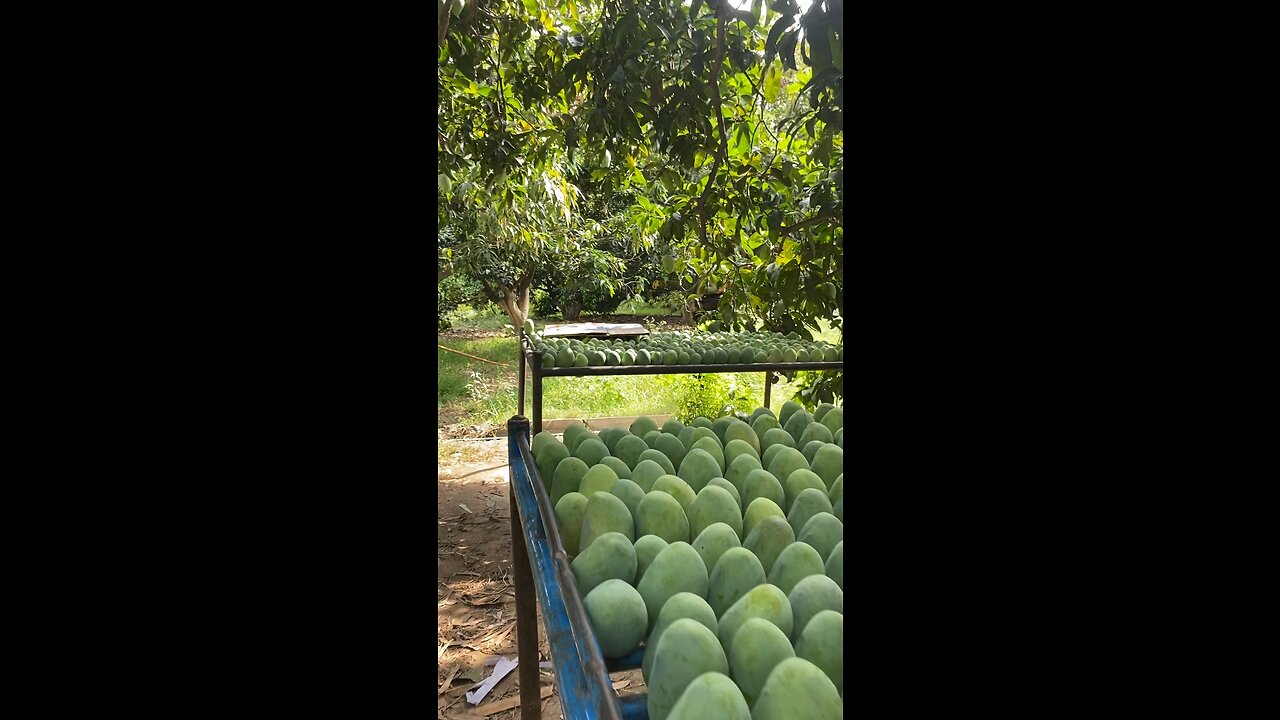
507, 416, 541, 720
533, 367, 543, 435
518, 333, 526, 418
763, 370, 773, 408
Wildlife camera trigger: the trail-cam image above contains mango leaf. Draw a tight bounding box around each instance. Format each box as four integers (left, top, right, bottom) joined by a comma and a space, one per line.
763, 64, 782, 103
777, 239, 799, 265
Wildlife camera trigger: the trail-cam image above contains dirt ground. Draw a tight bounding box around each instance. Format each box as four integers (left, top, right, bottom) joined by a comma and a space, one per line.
438, 437, 645, 720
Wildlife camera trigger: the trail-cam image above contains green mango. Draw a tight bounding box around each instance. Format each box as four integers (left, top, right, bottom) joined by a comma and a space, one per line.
812, 403, 836, 423
798, 421, 834, 447
825, 541, 842, 590
783, 469, 827, 513
573, 531, 638, 596
653, 474, 697, 513
641, 592, 717, 682
810, 445, 843, 490
679, 426, 697, 451
742, 497, 786, 540
711, 416, 736, 444
580, 491, 635, 551
760, 443, 790, 473
787, 488, 834, 537
716, 583, 793, 657
634, 534, 670, 584
662, 418, 686, 435
726, 454, 763, 498
551, 456, 590, 506
777, 400, 805, 428
583, 579, 648, 658
748, 406, 776, 425
644, 430, 663, 448
828, 474, 842, 506
688, 426, 718, 448
631, 416, 660, 437
636, 542, 710, 631
677, 448, 721, 492
688, 485, 743, 540
654, 433, 687, 470
562, 421, 589, 451
691, 522, 742, 577
574, 438, 611, 467
727, 618, 795, 706
610, 477, 646, 521
692, 416, 715, 430
766, 541, 826, 595
706, 477, 742, 510
760, 428, 796, 455
646, 619, 728, 720
579, 463, 620, 498
788, 574, 843, 641
615, 434, 651, 470
707, 547, 767, 618
834, 427, 843, 448
639, 449, 677, 476
531, 430, 562, 459
832, 496, 843, 523
794, 610, 843, 697
665, 671, 750, 720
537, 442, 571, 489
553, 492, 589, 556
723, 439, 760, 472
690, 437, 726, 474
742, 469, 785, 512
599, 456, 632, 480
751, 657, 842, 720
798, 512, 842, 563
782, 410, 813, 446
819, 407, 843, 433
631, 459, 669, 492
636, 491, 691, 544
766, 447, 809, 491
750, 414, 781, 443
801, 440, 826, 464
723, 420, 760, 456
743, 516, 795, 575
567, 429, 598, 455
597, 428, 627, 454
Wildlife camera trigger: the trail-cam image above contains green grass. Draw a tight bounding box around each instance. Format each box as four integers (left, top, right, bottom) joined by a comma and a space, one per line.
438, 304, 841, 428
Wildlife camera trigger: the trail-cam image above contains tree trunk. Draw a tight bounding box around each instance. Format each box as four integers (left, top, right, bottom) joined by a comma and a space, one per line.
496, 276, 532, 332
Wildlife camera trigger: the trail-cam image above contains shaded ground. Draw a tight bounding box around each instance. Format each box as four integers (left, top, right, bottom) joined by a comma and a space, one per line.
438, 438, 645, 719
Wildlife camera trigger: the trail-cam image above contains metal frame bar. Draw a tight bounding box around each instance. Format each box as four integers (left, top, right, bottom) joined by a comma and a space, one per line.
519, 332, 843, 434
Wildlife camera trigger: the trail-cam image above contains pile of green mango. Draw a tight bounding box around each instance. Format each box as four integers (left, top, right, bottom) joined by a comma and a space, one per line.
529, 400, 844, 719
522, 322, 843, 369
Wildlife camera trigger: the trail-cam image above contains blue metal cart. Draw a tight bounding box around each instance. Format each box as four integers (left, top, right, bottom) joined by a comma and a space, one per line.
505, 335, 844, 719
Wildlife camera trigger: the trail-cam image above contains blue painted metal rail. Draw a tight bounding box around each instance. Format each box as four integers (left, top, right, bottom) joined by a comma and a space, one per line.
507, 415, 648, 720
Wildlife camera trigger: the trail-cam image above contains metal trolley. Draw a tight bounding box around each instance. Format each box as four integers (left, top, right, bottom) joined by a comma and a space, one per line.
504, 332, 843, 719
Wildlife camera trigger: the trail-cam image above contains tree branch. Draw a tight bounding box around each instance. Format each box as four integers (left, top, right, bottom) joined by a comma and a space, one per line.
438, 0, 455, 49
694, 13, 730, 250
780, 214, 841, 236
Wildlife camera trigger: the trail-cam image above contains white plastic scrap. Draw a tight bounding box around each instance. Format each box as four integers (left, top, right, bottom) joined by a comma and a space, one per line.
465, 657, 518, 705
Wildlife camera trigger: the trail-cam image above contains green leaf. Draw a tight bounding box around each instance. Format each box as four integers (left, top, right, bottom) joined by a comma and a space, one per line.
520, 0, 539, 15
763, 63, 782, 103
777, 239, 799, 265
829, 31, 843, 72
765, 17, 788, 54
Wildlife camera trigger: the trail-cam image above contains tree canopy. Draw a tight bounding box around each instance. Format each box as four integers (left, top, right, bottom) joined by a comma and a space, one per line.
439, 0, 842, 366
